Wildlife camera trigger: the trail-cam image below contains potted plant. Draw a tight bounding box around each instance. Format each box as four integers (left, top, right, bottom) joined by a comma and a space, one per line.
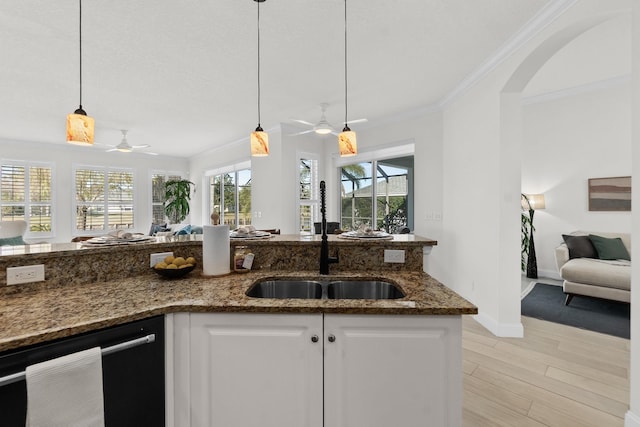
521, 194, 534, 275
164, 179, 195, 224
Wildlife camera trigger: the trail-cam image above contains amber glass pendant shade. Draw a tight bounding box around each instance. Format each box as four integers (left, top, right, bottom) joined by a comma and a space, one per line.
338, 127, 357, 157
66, 109, 95, 146
250, 127, 269, 156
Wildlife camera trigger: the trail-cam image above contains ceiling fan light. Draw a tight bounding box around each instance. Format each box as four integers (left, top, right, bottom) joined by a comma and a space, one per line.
314, 126, 332, 135
66, 109, 94, 146
251, 126, 269, 156
338, 126, 357, 157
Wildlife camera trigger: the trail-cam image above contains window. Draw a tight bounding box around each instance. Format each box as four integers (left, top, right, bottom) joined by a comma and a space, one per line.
75, 167, 134, 232
0, 161, 53, 236
340, 156, 412, 232
299, 157, 319, 233
151, 172, 183, 224
210, 168, 251, 229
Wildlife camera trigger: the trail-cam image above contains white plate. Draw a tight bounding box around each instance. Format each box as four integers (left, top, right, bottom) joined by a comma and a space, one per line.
337, 231, 393, 240
229, 231, 272, 240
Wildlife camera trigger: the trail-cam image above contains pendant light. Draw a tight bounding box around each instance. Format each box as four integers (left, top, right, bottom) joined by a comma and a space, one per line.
338, 0, 357, 157
66, 0, 94, 146
250, 0, 269, 157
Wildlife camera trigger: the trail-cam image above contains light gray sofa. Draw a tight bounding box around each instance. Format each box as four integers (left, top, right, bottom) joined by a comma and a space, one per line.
555, 231, 630, 305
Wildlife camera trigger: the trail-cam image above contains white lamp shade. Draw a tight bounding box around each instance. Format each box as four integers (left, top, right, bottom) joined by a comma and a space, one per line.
66, 113, 95, 145
338, 130, 357, 157
522, 193, 545, 210
250, 130, 269, 156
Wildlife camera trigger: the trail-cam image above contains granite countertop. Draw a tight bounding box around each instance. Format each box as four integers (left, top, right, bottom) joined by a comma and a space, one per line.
0, 269, 476, 352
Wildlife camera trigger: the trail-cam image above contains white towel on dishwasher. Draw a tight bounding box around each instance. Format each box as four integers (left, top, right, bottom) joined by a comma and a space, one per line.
26, 346, 105, 427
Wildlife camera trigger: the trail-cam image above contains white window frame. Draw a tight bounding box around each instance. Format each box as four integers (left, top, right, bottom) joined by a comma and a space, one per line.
150, 170, 186, 225
335, 142, 414, 232
297, 153, 319, 234
205, 160, 251, 228
73, 164, 136, 236
0, 159, 55, 239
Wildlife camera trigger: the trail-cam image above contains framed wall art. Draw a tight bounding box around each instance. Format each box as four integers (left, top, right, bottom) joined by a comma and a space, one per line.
588, 176, 631, 211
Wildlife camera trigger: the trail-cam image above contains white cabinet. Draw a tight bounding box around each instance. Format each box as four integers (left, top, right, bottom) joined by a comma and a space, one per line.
188, 313, 323, 427
172, 313, 462, 427
323, 314, 462, 427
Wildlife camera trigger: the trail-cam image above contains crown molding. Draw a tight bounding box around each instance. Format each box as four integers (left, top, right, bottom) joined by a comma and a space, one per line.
438, 0, 578, 109
522, 74, 630, 105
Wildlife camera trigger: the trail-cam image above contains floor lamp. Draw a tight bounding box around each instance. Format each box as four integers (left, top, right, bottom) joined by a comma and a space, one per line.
522, 193, 545, 279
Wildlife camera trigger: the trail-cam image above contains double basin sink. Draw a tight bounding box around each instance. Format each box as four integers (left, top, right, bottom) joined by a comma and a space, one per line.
246, 279, 405, 300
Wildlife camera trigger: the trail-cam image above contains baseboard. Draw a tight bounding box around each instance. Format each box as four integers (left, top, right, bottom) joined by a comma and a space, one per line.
473, 312, 524, 338
537, 268, 561, 281
626, 410, 640, 427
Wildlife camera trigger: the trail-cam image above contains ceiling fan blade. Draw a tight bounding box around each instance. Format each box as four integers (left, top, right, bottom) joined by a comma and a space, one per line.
291, 119, 315, 127
144, 151, 159, 156
288, 129, 315, 136
105, 148, 118, 152
348, 118, 368, 124
132, 144, 151, 149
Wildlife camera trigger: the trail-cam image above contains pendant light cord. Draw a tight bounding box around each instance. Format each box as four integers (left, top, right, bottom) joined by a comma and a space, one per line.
344, 0, 348, 128
78, 0, 83, 109
257, 0, 261, 128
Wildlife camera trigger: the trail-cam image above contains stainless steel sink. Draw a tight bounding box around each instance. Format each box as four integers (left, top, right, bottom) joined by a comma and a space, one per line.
246, 279, 405, 300
245, 280, 323, 299
327, 280, 405, 300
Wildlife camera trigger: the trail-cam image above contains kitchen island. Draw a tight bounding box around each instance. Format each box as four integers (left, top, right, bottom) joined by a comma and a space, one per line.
0, 234, 476, 427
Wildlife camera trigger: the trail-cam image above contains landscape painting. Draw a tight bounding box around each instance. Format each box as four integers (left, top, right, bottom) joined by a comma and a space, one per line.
588, 176, 631, 211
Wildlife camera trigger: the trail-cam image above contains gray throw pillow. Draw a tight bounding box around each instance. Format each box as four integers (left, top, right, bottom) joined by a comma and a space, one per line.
588, 234, 630, 261
562, 235, 597, 259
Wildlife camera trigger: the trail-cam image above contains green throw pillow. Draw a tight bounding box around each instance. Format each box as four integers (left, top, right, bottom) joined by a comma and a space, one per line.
588, 234, 630, 261
0, 236, 26, 246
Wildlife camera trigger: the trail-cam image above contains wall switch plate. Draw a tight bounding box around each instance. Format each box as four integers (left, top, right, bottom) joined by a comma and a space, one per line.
150, 252, 174, 267
384, 249, 405, 263
7, 264, 45, 285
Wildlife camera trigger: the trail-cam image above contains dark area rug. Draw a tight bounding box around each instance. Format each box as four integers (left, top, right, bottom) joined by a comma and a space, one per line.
521, 283, 630, 339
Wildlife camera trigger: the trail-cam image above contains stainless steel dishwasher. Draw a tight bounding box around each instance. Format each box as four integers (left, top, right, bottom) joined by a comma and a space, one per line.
0, 315, 165, 426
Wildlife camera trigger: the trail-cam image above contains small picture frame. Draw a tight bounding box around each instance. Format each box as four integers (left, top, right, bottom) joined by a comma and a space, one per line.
588, 176, 631, 211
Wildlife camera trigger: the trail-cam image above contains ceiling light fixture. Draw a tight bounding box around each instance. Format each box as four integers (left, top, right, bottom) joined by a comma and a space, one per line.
250, 0, 269, 157
66, 0, 95, 146
315, 104, 334, 135
338, 0, 357, 157
115, 130, 132, 152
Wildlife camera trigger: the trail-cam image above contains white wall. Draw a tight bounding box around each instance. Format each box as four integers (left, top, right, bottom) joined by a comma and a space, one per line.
346, 112, 444, 276
523, 83, 632, 279
438, 0, 632, 336
627, 3, 640, 426
0, 138, 188, 243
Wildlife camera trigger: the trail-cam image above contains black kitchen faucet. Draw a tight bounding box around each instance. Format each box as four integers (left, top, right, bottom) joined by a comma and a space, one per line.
319, 180, 338, 274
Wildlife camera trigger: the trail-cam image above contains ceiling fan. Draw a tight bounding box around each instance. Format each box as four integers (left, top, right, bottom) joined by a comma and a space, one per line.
106, 130, 158, 155
289, 103, 367, 136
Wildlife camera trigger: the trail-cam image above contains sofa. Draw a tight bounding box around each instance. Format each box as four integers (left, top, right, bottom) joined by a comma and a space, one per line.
555, 231, 631, 305
0, 220, 27, 246
149, 223, 203, 236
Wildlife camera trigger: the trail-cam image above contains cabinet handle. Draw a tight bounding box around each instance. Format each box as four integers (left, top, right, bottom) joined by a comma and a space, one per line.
327, 334, 336, 343
311, 335, 319, 343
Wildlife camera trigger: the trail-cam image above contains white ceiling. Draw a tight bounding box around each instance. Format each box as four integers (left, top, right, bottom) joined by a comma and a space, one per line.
1, 0, 558, 158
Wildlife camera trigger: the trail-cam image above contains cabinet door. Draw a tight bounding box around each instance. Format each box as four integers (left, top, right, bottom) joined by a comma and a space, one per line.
190, 313, 323, 427
323, 314, 462, 427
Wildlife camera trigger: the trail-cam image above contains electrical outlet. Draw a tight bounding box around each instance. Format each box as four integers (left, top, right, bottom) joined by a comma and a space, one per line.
384, 249, 405, 263
7, 264, 45, 285
150, 252, 174, 267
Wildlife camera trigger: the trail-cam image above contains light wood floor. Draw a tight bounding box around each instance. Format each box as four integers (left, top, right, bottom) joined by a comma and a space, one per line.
463, 315, 630, 426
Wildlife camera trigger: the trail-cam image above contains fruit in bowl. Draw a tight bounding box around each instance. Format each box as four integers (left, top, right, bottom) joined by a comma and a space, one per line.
153, 255, 196, 278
